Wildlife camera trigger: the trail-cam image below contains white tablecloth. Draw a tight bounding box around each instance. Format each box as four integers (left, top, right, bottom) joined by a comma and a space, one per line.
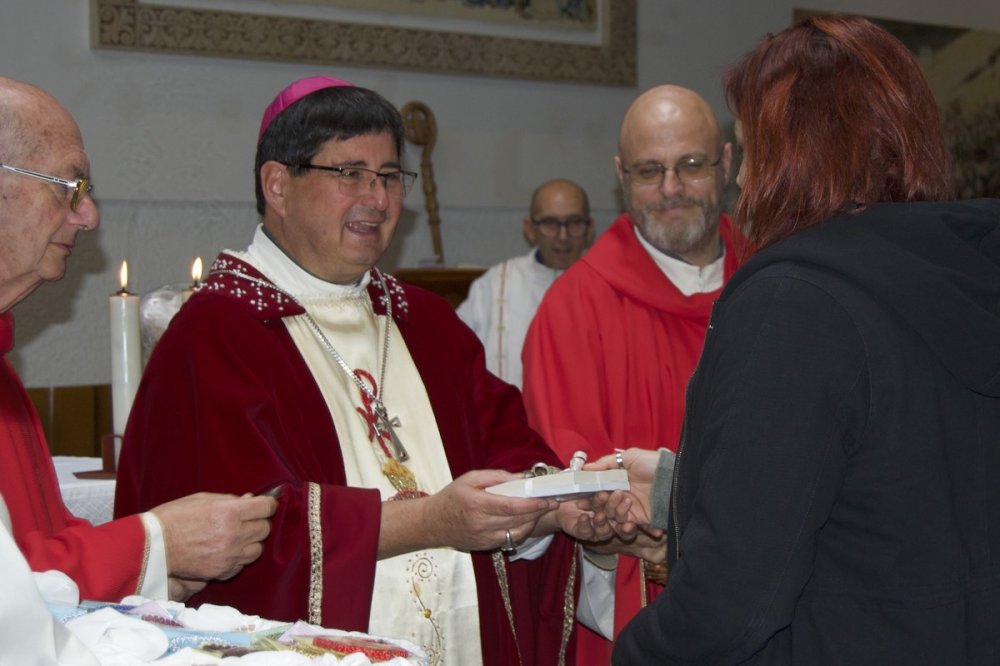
53, 456, 116, 526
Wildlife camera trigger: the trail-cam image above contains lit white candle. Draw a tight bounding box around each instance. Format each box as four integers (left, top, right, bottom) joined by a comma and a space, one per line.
181, 256, 203, 304
110, 261, 142, 442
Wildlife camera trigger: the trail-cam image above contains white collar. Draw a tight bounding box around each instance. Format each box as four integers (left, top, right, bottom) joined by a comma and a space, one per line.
530, 248, 566, 276
239, 225, 371, 299
633, 225, 725, 296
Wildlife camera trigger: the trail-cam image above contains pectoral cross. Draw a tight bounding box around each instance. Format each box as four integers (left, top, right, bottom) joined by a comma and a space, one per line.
375, 404, 408, 462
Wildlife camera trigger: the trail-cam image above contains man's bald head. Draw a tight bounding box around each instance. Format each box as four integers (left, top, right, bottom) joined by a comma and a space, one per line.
0, 77, 78, 164
523, 177, 594, 270
0, 77, 97, 311
618, 85, 723, 162
614, 85, 731, 267
530, 178, 590, 219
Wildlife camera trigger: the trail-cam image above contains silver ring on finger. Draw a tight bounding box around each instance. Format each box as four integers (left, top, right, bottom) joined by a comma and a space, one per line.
501, 529, 517, 555
615, 448, 625, 469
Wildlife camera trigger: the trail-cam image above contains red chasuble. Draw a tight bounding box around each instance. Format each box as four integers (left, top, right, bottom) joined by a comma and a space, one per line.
115, 257, 576, 666
0, 313, 146, 601
522, 213, 740, 664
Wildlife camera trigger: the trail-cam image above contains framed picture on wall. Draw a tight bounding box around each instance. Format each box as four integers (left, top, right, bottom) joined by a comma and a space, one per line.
91, 0, 636, 86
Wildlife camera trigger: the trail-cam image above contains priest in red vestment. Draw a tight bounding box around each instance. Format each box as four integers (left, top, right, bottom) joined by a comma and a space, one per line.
116, 77, 601, 666
522, 84, 741, 664
0, 77, 275, 604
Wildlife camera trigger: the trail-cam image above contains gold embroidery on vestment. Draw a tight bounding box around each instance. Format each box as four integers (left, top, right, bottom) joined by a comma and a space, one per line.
409, 555, 445, 665
307, 482, 323, 624
136, 515, 151, 595
558, 546, 579, 666
382, 458, 419, 494
492, 551, 523, 666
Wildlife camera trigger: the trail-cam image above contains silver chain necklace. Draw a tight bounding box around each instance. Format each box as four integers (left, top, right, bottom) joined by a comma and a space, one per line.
213, 267, 409, 462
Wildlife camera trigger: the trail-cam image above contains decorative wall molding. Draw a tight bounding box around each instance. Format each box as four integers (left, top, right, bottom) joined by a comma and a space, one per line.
91, 0, 636, 87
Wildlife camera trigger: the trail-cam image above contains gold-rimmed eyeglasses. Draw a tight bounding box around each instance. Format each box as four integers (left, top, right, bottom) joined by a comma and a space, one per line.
0, 163, 92, 212
622, 150, 724, 186
292, 163, 418, 199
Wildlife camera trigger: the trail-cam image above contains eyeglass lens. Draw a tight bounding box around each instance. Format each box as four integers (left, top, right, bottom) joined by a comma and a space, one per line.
334, 167, 415, 198
627, 153, 721, 186
70, 179, 90, 212
534, 217, 590, 238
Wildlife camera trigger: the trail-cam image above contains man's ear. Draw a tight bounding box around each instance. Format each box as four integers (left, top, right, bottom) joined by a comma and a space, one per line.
613, 155, 626, 190
260, 161, 289, 217
522, 216, 538, 246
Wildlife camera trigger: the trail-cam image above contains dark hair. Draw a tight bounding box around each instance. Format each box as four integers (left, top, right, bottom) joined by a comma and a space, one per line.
724, 15, 954, 250
254, 86, 406, 215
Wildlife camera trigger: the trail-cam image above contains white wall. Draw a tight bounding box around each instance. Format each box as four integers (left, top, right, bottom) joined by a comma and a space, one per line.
4, 0, 998, 386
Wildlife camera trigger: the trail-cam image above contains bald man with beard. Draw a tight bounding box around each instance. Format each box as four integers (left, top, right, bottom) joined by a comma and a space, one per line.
522, 85, 741, 664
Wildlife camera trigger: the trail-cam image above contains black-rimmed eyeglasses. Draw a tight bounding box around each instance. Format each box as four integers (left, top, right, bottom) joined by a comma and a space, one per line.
622, 150, 724, 186
531, 216, 591, 238
0, 163, 92, 212
291, 163, 418, 199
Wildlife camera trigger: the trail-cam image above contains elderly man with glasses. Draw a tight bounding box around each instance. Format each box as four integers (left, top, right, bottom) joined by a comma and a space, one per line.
522, 84, 741, 664
458, 178, 594, 389
0, 76, 277, 610
116, 76, 614, 666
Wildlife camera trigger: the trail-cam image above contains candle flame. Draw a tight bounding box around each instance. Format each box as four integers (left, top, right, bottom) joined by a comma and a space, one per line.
191, 256, 204, 284
119, 261, 129, 290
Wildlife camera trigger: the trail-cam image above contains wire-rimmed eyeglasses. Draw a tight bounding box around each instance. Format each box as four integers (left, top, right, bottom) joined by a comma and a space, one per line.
0, 163, 92, 212
531, 216, 592, 238
292, 163, 418, 199
622, 149, 724, 186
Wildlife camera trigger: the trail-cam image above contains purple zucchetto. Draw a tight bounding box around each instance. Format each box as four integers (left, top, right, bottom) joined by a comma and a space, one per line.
257, 75, 354, 140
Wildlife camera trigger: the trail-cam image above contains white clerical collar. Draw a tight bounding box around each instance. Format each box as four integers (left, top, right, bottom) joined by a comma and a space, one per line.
240, 225, 371, 299
633, 225, 725, 296
531, 248, 565, 277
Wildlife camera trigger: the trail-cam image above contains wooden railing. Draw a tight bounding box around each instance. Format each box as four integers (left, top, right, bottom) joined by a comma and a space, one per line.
392, 267, 485, 308
26, 385, 111, 457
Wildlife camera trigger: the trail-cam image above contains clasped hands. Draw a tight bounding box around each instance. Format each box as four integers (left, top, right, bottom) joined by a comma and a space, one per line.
578, 448, 666, 559
407, 452, 664, 560
149, 450, 664, 601
150, 491, 278, 601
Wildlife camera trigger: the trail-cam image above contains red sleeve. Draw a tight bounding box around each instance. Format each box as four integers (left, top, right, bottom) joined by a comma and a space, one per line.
522, 269, 619, 465
0, 354, 148, 602
18, 513, 146, 601
116, 294, 381, 628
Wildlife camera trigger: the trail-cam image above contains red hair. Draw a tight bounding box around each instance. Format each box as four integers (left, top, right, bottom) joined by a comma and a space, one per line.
725, 15, 954, 250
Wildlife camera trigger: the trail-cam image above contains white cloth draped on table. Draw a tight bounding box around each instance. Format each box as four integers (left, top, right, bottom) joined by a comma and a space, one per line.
53, 456, 116, 525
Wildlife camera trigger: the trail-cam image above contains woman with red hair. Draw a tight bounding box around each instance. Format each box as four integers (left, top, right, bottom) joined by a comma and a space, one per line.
606, 15, 1000, 664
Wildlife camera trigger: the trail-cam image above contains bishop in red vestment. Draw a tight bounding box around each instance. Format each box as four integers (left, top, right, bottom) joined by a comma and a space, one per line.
117, 78, 585, 666
117, 258, 578, 664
